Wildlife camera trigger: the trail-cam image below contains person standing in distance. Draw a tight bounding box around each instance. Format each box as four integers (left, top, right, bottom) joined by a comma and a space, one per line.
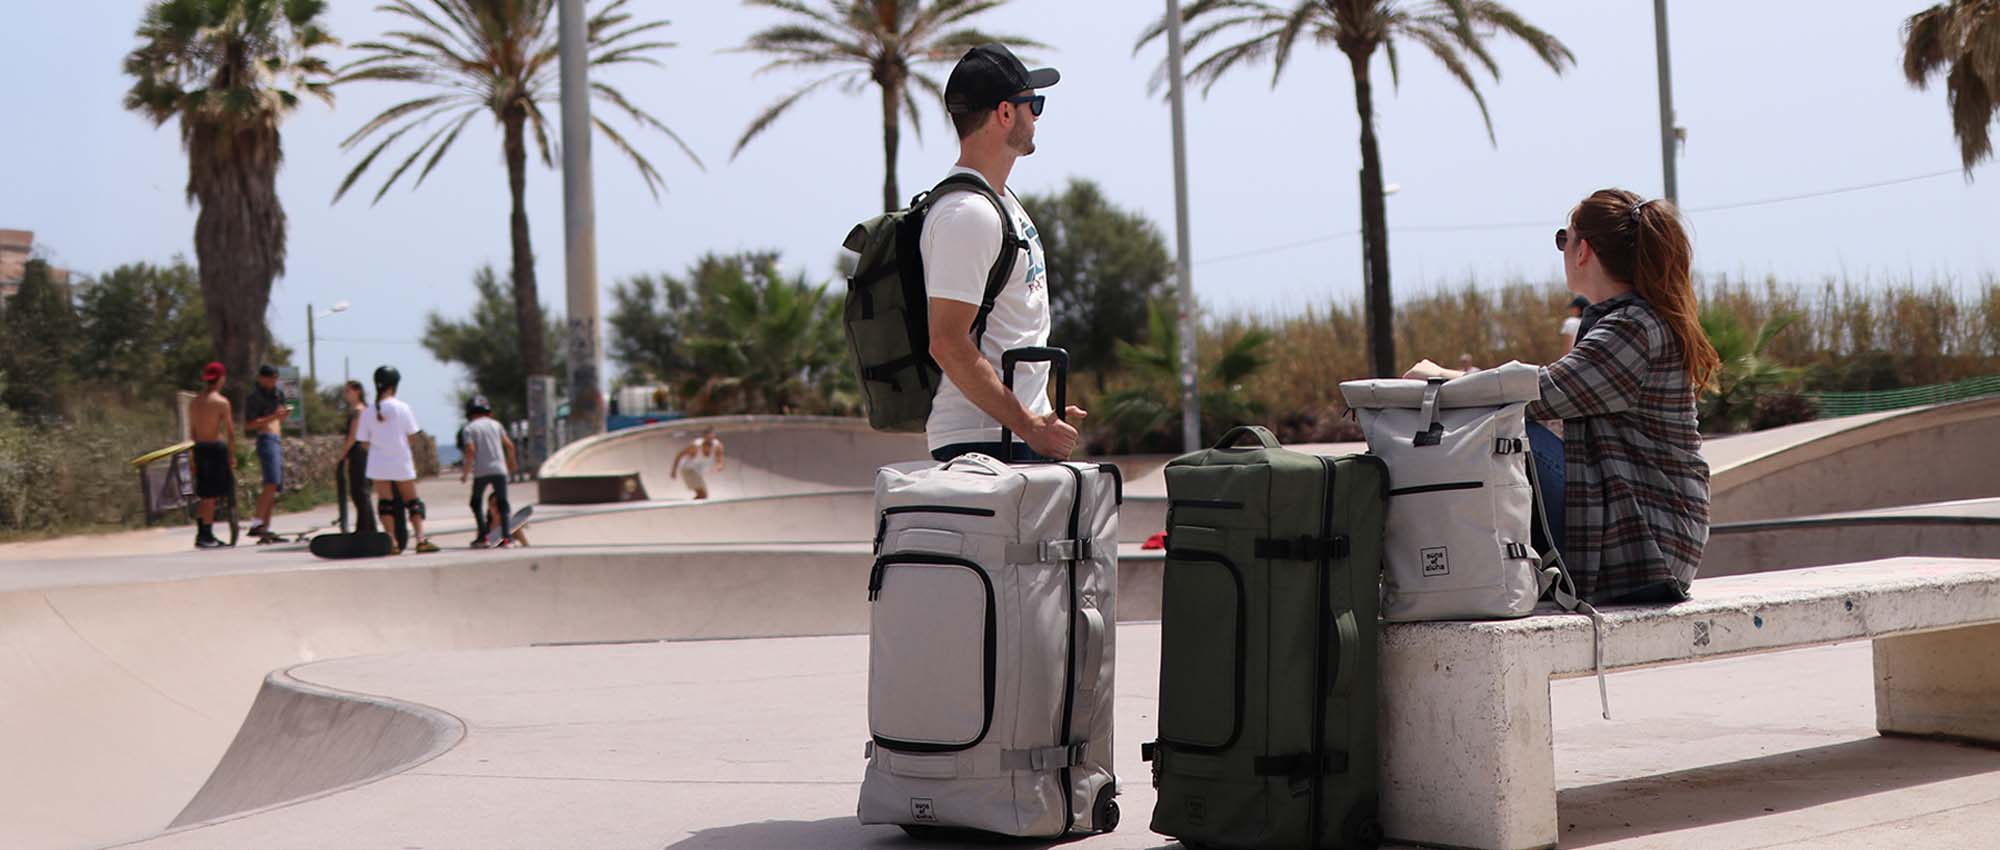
924, 44, 1086, 463
356, 365, 439, 554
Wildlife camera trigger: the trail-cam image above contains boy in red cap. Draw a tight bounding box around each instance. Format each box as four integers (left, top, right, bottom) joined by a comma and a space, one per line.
190, 362, 237, 548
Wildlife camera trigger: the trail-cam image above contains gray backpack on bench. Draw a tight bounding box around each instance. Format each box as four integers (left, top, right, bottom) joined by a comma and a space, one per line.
1340, 362, 1610, 715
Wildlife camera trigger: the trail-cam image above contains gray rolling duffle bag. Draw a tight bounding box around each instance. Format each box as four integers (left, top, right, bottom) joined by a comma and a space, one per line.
1339, 362, 1609, 716
858, 347, 1125, 838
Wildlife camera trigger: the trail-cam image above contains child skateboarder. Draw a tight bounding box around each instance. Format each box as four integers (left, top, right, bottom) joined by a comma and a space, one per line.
458, 395, 520, 547
355, 365, 439, 554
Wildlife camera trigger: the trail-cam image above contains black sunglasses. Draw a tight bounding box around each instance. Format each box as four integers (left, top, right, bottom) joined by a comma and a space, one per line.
1004, 94, 1046, 116
1554, 228, 1569, 252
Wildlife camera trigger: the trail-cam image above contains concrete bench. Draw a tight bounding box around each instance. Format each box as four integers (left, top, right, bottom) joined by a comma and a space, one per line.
1378, 557, 2000, 850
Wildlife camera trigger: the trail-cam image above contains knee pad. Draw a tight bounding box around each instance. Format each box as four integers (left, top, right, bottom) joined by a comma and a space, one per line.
378, 497, 399, 516
407, 498, 427, 519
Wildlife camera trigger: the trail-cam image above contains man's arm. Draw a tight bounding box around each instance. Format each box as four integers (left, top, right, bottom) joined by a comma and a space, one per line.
502, 434, 519, 474
713, 441, 724, 471
462, 439, 476, 482
928, 299, 1081, 459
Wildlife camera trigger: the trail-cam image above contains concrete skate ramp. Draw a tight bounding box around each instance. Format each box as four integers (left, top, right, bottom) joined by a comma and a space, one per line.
539, 415, 929, 501
1706, 397, 2000, 523
1703, 498, 2000, 578
518, 489, 1169, 546
0, 544, 1161, 850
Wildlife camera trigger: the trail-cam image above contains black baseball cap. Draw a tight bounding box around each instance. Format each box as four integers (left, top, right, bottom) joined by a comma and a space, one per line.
944, 44, 1058, 115
257, 364, 279, 377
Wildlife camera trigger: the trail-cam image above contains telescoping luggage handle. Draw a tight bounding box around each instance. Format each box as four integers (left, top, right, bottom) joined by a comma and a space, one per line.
997, 346, 1069, 461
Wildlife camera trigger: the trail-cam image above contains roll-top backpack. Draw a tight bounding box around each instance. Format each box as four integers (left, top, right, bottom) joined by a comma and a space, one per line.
1340, 362, 1609, 716
841, 174, 1023, 433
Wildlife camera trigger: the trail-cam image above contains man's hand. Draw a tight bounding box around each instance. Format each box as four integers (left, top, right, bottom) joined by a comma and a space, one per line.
1021, 406, 1089, 460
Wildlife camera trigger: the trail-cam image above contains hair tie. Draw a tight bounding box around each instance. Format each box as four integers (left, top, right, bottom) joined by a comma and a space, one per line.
1629, 200, 1651, 225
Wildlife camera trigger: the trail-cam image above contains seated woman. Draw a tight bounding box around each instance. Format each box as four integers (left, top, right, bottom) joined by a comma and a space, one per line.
1405, 188, 1719, 604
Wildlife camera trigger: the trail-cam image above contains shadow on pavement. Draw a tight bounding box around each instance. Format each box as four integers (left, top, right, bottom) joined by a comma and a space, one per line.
1557, 734, 2000, 846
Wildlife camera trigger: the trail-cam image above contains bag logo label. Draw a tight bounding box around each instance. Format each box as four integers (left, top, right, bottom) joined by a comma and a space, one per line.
912, 798, 937, 822
1422, 546, 1450, 577
1185, 795, 1207, 826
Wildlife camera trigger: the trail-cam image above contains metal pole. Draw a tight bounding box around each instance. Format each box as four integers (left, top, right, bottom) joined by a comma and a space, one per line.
1165, 0, 1201, 452
557, 0, 604, 439
305, 303, 315, 439
1653, 0, 1678, 203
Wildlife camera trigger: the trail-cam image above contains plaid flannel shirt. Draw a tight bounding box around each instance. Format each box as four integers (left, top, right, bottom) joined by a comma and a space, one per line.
1526, 293, 1709, 602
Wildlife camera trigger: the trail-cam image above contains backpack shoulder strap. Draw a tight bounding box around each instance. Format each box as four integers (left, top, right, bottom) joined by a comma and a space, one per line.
1524, 452, 1610, 720
923, 174, 1024, 346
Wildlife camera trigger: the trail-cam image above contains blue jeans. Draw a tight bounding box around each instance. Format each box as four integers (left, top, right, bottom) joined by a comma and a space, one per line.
255, 433, 284, 488
1525, 421, 1565, 559
931, 442, 1051, 463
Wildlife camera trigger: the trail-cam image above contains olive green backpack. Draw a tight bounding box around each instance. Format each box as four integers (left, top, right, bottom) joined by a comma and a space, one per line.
840, 174, 1021, 432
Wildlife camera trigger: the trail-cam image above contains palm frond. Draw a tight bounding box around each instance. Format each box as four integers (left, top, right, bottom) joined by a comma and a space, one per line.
731, 72, 854, 158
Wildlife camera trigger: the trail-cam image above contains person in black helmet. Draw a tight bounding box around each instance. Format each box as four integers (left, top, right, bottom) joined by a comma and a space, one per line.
354, 366, 438, 553
458, 394, 519, 547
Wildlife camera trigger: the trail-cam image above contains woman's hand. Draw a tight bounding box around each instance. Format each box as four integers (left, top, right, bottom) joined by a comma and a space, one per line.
1403, 359, 1461, 381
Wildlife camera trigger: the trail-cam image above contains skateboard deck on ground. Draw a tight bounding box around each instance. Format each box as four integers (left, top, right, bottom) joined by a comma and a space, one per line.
308, 531, 395, 559
256, 526, 323, 545
484, 505, 534, 547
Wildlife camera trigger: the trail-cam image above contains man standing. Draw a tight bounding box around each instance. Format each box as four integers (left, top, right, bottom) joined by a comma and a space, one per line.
924, 44, 1085, 463
1561, 295, 1590, 351
189, 362, 236, 549
459, 395, 519, 546
243, 364, 291, 542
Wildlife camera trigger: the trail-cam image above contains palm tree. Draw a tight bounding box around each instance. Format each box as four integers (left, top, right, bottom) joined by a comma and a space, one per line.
733, 0, 1045, 212
1903, 1, 2000, 176
1137, 1, 1573, 378
123, 0, 336, 405
334, 0, 702, 380
681, 256, 854, 415
1102, 299, 1273, 452
1698, 308, 1802, 434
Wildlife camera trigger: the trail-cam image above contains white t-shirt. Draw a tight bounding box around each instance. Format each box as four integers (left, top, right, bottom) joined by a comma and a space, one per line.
357, 397, 422, 481
920, 167, 1052, 451
1560, 315, 1582, 339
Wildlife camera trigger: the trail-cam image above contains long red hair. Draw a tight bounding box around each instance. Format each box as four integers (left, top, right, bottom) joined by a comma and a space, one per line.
1571, 188, 1720, 391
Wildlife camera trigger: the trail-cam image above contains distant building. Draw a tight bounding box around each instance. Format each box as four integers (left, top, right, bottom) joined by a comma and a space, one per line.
0, 229, 74, 300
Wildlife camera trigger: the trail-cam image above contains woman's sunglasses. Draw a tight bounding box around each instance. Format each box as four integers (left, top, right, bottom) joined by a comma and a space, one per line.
1005, 94, 1046, 116
1554, 228, 1569, 252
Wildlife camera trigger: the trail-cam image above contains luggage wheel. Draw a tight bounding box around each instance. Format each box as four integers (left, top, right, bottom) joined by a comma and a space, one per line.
1093, 785, 1120, 832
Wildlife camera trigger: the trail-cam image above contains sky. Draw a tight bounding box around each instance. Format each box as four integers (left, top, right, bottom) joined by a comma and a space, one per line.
3, 1, 1996, 441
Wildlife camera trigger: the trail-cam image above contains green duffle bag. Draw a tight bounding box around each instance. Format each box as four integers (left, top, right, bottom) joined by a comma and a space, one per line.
1142, 425, 1389, 850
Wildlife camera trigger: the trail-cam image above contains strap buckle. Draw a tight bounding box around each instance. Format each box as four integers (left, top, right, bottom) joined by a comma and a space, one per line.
1495, 437, 1526, 454
1505, 541, 1532, 560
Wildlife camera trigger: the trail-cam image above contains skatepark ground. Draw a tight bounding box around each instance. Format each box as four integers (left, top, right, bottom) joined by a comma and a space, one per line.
3, 400, 1997, 850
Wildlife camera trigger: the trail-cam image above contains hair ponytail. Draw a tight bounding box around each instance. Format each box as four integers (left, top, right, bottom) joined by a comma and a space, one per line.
1570, 188, 1721, 391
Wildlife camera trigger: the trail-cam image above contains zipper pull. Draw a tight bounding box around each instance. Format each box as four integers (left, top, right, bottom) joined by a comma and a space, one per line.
867, 560, 886, 601
873, 514, 888, 555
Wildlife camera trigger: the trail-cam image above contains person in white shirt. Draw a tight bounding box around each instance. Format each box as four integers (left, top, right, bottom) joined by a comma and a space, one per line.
355, 365, 437, 554
671, 427, 726, 500
923, 43, 1087, 463
1561, 294, 1589, 350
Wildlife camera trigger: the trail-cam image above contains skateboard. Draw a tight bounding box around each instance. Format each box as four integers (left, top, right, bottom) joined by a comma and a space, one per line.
255, 525, 324, 545
484, 505, 534, 547
308, 531, 395, 559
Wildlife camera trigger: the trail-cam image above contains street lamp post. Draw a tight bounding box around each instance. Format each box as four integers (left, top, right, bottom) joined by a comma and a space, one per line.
1653, 0, 1679, 203
557, 0, 604, 441
1164, 0, 1200, 452
306, 300, 350, 438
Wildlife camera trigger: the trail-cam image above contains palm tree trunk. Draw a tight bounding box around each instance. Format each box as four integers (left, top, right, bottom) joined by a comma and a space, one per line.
189, 119, 286, 412
880, 74, 903, 212
504, 105, 548, 379
1347, 47, 1395, 378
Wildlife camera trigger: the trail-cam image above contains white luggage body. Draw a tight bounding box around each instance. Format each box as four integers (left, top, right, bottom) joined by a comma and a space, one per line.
858, 452, 1121, 836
